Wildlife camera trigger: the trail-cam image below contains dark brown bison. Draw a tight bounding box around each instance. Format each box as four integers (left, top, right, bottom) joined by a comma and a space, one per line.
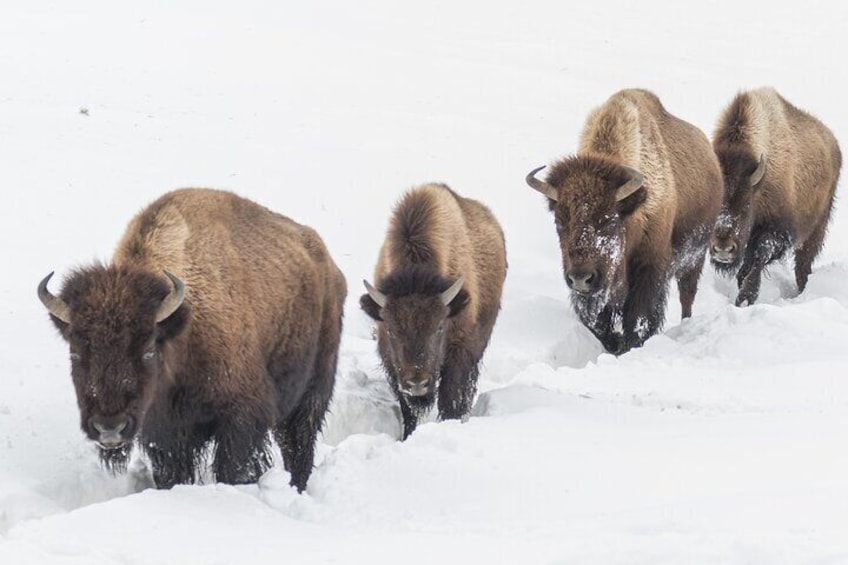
360, 184, 506, 439
710, 87, 841, 306
526, 89, 723, 354
38, 188, 346, 491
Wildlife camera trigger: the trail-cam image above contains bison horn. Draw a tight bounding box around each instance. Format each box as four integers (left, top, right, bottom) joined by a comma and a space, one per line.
749, 153, 767, 186
525, 166, 559, 201
155, 270, 185, 323
37, 272, 72, 324
615, 166, 645, 202
440, 277, 465, 306
363, 280, 387, 308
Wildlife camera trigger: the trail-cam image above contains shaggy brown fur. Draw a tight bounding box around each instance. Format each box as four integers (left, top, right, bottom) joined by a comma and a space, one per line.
360, 184, 507, 439
527, 89, 723, 354
40, 188, 346, 491
710, 87, 841, 305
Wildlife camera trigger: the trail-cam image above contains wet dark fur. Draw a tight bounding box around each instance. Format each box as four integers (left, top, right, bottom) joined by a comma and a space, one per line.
361, 185, 506, 439
46, 189, 346, 492
712, 89, 842, 305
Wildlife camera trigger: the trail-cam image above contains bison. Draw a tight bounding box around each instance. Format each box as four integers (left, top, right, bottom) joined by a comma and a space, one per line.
38, 188, 346, 491
710, 87, 841, 306
360, 184, 506, 439
526, 89, 723, 354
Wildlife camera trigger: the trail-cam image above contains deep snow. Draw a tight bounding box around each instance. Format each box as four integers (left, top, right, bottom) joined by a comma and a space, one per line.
2, 1, 848, 563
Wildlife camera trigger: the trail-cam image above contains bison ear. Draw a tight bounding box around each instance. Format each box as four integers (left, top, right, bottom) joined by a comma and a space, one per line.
155, 303, 189, 343
446, 288, 470, 318
360, 293, 383, 321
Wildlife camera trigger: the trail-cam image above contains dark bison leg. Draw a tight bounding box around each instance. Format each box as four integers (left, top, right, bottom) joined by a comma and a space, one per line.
145, 424, 211, 488
380, 360, 424, 440
437, 345, 480, 422
212, 406, 273, 485
398, 396, 418, 441
676, 254, 705, 319
276, 382, 335, 491
275, 385, 329, 492
794, 216, 831, 294
621, 263, 669, 352
148, 447, 195, 489
575, 300, 621, 354
276, 295, 341, 492
735, 223, 792, 306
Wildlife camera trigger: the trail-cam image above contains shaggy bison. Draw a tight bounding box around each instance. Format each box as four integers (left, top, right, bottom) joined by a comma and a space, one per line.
526, 89, 723, 354
38, 188, 346, 491
710, 87, 841, 306
360, 184, 506, 439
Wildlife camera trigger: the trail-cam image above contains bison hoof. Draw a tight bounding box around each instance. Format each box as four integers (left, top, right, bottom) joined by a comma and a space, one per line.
735, 291, 758, 307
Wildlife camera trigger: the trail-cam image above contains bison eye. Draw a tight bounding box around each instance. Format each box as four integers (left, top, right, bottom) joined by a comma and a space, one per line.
69, 352, 80, 361
142, 350, 156, 361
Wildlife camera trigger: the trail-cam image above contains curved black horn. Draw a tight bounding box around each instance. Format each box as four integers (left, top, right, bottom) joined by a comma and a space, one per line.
155, 271, 185, 323
525, 166, 559, 201
37, 272, 71, 323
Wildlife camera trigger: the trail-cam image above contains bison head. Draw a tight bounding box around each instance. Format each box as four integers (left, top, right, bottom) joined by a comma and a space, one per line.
38, 265, 188, 468
360, 267, 468, 399
710, 151, 766, 273
526, 157, 646, 302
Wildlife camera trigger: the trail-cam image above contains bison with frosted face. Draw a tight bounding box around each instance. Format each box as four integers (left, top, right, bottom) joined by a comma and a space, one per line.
710, 87, 841, 306
527, 89, 723, 354
39, 188, 346, 491
360, 183, 506, 439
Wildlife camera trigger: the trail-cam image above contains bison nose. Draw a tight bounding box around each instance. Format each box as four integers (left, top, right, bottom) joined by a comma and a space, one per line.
711, 240, 738, 263
90, 415, 132, 449
402, 374, 433, 397
566, 267, 599, 294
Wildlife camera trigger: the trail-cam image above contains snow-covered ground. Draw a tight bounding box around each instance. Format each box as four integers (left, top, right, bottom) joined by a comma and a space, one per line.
2, 1, 848, 563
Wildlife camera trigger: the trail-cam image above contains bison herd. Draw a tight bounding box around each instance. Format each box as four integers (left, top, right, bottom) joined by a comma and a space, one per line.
38, 87, 840, 491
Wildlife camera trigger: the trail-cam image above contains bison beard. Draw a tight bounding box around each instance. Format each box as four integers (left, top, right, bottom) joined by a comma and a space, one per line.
98, 443, 132, 474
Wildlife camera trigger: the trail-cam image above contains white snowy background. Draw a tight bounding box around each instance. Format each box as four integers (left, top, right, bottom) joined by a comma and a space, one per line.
2, 1, 848, 563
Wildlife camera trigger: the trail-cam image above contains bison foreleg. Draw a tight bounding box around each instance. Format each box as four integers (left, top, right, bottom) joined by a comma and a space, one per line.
735, 224, 792, 306
622, 264, 668, 352
794, 217, 829, 294
437, 346, 479, 422
398, 397, 420, 441
142, 410, 211, 488
676, 255, 705, 319
276, 380, 334, 492
574, 300, 623, 354
146, 431, 206, 489
212, 414, 272, 485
